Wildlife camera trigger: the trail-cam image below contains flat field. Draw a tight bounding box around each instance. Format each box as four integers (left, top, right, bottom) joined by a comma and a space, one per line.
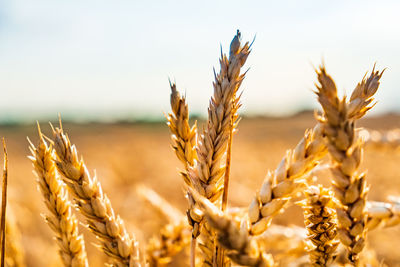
3, 112, 400, 266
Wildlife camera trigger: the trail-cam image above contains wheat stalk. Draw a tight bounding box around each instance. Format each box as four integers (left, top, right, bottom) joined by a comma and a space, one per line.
188, 188, 274, 267
1, 139, 8, 267
300, 185, 339, 266
29, 127, 88, 267
51, 123, 145, 267
315, 65, 383, 265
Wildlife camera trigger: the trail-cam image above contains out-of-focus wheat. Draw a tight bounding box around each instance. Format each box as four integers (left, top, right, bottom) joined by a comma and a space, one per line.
52, 125, 145, 267
301, 185, 339, 266
29, 128, 88, 267
315, 65, 383, 265
359, 128, 400, 149
5, 209, 25, 267
367, 199, 400, 230
146, 220, 191, 267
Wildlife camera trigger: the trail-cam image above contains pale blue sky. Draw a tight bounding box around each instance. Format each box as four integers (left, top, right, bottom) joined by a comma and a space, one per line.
0, 0, 399, 122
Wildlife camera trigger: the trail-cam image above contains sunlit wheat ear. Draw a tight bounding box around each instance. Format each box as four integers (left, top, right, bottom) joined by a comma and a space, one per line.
186, 30, 250, 266
166, 81, 198, 186
248, 124, 327, 236
300, 185, 339, 266
188, 188, 274, 267
28, 126, 88, 267
315, 65, 383, 265
51, 123, 145, 267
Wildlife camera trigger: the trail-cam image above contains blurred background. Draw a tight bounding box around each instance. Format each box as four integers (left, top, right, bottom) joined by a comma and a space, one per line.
1, 0, 400, 266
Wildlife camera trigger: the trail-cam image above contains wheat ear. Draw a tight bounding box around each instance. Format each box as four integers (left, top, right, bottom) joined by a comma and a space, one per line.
187, 30, 250, 266
315, 65, 383, 265
301, 185, 339, 266
366, 199, 400, 230
51, 124, 144, 267
248, 124, 327, 235
188, 188, 274, 267
166, 81, 198, 185
29, 127, 88, 267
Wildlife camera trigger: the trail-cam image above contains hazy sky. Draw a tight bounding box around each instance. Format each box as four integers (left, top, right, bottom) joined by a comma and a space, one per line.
1, 0, 399, 121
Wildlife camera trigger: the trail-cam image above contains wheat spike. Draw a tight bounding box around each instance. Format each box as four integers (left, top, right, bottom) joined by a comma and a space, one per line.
188, 188, 274, 267
29, 127, 88, 267
186, 30, 250, 267
301, 185, 339, 266
315, 65, 383, 265
166, 82, 198, 186
51, 124, 145, 267
248, 124, 327, 235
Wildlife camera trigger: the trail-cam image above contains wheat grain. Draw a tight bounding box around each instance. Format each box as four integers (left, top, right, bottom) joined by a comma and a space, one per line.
301, 185, 339, 266
315, 65, 383, 265
51, 124, 145, 267
29, 127, 88, 267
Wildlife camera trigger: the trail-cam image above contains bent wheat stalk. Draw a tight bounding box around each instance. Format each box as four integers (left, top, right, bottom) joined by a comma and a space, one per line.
51, 124, 144, 267
189, 188, 274, 267
29, 128, 88, 267
315, 65, 383, 265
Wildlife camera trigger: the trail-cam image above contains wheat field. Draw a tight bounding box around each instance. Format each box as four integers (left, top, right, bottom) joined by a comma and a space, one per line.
1, 112, 399, 266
